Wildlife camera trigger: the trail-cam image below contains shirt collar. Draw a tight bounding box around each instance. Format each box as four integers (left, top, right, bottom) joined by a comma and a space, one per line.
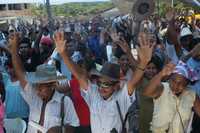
49, 91, 64, 103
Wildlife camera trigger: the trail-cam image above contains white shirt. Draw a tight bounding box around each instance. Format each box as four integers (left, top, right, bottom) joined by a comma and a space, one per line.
21, 83, 79, 133
82, 83, 135, 133
151, 83, 196, 133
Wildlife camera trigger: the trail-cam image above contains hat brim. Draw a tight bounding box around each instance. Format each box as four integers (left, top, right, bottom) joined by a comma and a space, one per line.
26, 72, 66, 84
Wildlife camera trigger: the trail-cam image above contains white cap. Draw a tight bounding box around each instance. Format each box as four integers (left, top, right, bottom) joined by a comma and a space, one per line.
180, 27, 192, 38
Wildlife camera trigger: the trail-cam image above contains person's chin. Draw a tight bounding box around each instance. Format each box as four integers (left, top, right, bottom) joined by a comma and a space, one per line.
173, 91, 182, 96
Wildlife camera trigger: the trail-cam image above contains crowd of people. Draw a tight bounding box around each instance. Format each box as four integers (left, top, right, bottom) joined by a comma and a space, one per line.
0, 8, 200, 133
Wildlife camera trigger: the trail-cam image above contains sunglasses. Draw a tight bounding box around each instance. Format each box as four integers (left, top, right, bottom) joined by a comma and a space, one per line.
97, 81, 118, 88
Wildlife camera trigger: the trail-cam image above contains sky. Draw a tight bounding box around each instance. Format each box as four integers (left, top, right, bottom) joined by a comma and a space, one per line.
0, 0, 110, 5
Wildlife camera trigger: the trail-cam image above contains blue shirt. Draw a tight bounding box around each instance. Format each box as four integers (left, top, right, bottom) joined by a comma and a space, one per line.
2, 72, 29, 118
87, 35, 102, 59
51, 50, 72, 80
186, 58, 200, 96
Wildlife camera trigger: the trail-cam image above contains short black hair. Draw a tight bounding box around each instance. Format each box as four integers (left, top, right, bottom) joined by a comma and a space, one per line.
149, 54, 164, 71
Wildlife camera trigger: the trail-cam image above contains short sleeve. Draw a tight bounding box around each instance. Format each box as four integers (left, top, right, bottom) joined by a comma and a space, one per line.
64, 96, 79, 127
20, 83, 37, 105
165, 41, 179, 64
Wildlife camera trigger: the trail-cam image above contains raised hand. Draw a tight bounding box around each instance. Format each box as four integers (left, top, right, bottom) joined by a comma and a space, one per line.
54, 32, 67, 55
165, 8, 176, 21
137, 32, 156, 67
160, 63, 176, 77
9, 33, 20, 53
114, 37, 130, 53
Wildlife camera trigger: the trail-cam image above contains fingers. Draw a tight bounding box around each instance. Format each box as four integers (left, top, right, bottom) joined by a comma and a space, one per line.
138, 32, 154, 48
54, 32, 62, 43
163, 63, 176, 76
61, 32, 64, 42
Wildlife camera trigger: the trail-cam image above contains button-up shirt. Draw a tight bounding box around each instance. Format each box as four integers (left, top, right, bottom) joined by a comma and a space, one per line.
21, 83, 79, 133
82, 83, 135, 133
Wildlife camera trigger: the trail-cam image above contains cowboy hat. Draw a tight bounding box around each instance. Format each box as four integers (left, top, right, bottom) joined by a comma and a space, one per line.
26, 64, 66, 84
90, 62, 120, 82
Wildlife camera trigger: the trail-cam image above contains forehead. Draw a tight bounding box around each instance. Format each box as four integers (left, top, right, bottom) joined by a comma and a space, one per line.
99, 77, 112, 83
147, 62, 156, 68
171, 73, 188, 83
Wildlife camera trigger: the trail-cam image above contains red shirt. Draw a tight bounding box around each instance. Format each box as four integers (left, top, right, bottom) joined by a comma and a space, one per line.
69, 78, 90, 126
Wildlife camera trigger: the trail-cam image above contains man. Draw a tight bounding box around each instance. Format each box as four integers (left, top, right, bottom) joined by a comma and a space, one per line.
54, 32, 154, 133
10, 33, 79, 133
18, 37, 41, 72
179, 26, 194, 56
143, 62, 200, 133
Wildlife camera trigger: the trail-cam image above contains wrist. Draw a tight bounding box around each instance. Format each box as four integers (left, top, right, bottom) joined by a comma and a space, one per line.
137, 63, 146, 71
139, 61, 148, 68
59, 51, 66, 56
158, 71, 165, 78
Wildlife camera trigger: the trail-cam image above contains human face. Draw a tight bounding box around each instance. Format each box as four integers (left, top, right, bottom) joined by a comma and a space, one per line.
169, 74, 189, 96
97, 78, 118, 100
119, 55, 129, 74
19, 43, 30, 57
36, 82, 57, 102
180, 36, 193, 51
145, 63, 158, 79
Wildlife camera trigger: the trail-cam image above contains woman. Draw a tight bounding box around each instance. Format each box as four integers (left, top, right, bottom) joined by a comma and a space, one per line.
143, 61, 200, 133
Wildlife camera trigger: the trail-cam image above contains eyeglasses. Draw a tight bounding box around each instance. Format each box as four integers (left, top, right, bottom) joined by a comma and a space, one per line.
97, 81, 118, 88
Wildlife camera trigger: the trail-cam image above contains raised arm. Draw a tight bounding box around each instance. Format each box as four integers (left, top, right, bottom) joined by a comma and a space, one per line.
127, 33, 155, 95
54, 32, 89, 90
110, 30, 137, 71
181, 43, 200, 62
33, 18, 49, 51
143, 63, 175, 98
165, 9, 182, 57
9, 33, 27, 89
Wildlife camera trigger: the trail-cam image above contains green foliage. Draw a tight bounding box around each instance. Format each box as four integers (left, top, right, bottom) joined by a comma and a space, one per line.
31, 2, 114, 17
156, 0, 200, 17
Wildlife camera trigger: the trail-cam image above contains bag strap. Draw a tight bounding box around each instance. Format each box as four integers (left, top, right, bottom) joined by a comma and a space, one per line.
116, 101, 127, 133
116, 101, 123, 124
60, 95, 66, 133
